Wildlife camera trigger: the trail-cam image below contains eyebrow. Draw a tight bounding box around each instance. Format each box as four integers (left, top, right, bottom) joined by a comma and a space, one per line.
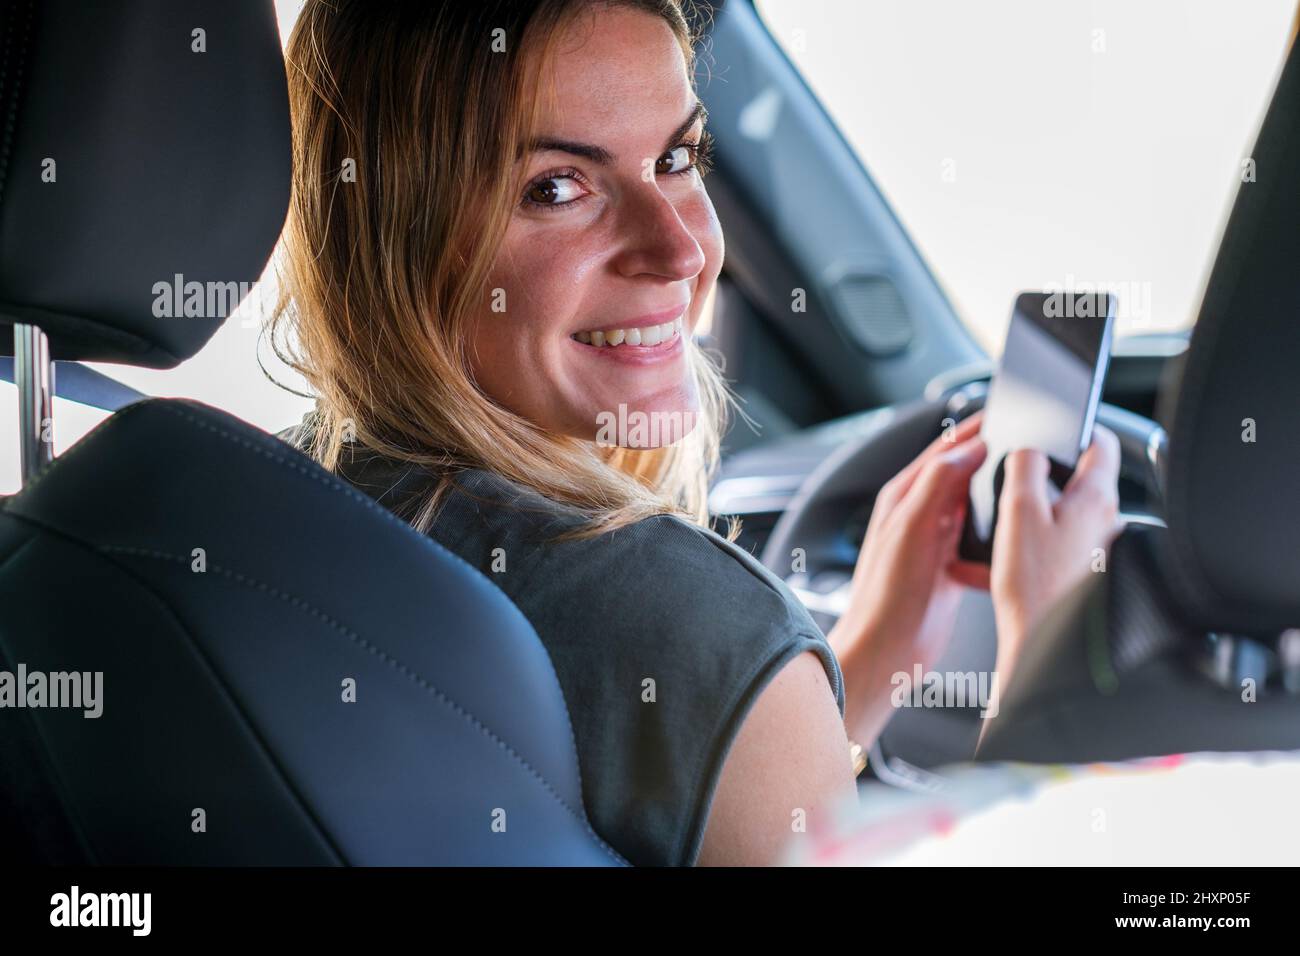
524, 99, 708, 166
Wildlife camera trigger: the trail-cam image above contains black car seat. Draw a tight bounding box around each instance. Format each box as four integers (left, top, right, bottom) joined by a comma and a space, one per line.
0, 0, 623, 865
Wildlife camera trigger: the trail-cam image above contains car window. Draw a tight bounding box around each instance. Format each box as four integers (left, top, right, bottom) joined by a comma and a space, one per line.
754, 0, 1296, 352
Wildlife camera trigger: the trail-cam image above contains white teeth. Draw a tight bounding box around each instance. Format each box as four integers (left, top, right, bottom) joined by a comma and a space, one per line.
572, 316, 686, 347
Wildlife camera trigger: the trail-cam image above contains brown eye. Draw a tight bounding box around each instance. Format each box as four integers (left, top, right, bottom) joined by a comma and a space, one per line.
527, 181, 559, 204
520, 171, 588, 210
656, 144, 696, 175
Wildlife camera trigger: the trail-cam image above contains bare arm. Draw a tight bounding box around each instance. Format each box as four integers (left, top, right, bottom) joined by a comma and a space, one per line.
696, 650, 856, 866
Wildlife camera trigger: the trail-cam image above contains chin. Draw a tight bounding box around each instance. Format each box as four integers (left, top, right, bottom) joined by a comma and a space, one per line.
587, 383, 701, 450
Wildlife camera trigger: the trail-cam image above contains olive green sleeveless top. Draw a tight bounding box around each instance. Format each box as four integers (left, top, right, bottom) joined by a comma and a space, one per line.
301, 437, 844, 866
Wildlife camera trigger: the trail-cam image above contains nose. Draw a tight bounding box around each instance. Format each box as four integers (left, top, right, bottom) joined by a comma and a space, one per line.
611, 184, 707, 282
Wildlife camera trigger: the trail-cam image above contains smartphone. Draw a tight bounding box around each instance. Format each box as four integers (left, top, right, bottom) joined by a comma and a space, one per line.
959, 290, 1117, 563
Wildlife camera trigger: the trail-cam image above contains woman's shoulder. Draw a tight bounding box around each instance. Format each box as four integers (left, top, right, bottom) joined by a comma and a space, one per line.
436, 466, 845, 724
445, 468, 822, 640
281, 440, 818, 651
436, 468, 844, 866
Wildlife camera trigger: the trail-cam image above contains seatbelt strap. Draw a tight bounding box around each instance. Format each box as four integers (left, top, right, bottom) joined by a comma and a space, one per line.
0, 357, 147, 412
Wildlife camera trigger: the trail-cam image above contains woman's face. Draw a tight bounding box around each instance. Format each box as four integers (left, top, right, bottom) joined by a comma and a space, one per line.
467, 7, 723, 447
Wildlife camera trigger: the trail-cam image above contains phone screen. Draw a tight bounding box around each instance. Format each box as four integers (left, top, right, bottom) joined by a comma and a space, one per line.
961, 291, 1116, 562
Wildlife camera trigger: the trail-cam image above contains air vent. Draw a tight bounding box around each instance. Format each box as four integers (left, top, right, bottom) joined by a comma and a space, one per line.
827, 273, 914, 357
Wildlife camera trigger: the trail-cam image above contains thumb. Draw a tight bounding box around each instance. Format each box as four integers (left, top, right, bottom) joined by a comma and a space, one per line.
999, 448, 1052, 524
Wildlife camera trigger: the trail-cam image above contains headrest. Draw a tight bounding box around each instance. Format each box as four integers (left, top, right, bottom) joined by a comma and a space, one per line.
0, 0, 290, 367
1160, 35, 1300, 634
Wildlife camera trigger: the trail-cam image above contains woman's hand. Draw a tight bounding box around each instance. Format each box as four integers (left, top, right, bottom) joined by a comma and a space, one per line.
988, 426, 1123, 682
828, 413, 991, 745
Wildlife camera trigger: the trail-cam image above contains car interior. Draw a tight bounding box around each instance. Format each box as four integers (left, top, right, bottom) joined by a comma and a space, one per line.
0, 0, 1296, 865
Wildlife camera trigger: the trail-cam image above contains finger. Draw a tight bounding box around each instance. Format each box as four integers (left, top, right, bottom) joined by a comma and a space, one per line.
1068, 424, 1120, 489
1060, 424, 1121, 516
948, 560, 991, 590
999, 448, 1053, 525
885, 411, 985, 502
901, 437, 988, 529
937, 409, 984, 447
940, 498, 990, 590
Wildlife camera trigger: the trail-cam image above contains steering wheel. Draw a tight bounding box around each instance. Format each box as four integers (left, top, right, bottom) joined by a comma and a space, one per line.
758, 384, 1168, 777
761, 383, 1166, 598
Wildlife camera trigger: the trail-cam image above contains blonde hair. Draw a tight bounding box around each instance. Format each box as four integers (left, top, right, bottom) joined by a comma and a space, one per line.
270, 0, 733, 539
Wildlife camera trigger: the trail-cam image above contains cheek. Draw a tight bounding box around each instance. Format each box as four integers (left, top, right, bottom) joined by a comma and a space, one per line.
490, 229, 604, 326
466, 235, 594, 415
684, 192, 724, 324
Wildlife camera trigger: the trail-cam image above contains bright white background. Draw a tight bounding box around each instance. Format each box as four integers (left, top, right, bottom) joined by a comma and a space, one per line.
756, 0, 1296, 350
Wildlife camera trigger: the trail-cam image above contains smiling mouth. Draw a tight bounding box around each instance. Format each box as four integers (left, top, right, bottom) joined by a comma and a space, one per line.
571, 316, 684, 348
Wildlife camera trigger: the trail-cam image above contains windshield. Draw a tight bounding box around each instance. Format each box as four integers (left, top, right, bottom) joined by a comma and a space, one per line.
755, 0, 1295, 353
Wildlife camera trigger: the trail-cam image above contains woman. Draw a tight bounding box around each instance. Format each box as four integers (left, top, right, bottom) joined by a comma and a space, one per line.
273, 0, 1120, 866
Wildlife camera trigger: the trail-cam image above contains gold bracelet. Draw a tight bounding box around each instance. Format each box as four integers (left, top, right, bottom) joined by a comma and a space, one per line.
849, 739, 868, 777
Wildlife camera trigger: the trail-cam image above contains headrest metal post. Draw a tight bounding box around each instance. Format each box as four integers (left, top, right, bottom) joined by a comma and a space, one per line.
15, 323, 54, 484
